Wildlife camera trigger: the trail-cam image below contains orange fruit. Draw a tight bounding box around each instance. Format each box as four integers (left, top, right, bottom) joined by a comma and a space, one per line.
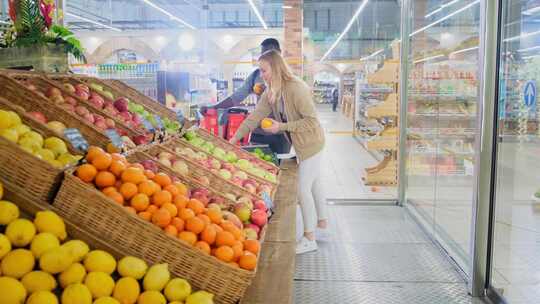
171, 217, 185, 232
227, 226, 244, 241
138, 181, 157, 197
173, 182, 188, 196
174, 195, 189, 210
102, 186, 117, 196
207, 209, 223, 224
238, 253, 257, 270
164, 185, 179, 197
86, 146, 105, 162
161, 203, 178, 217
92, 153, 112, 170
76, 164, 97, 183
212, 223, 224, 233
232, 241, 244, 260
187, 199, 205, 215
164, 225, 178, 237
194, 241, 211, 254
244, 240, 260, 255
109, 160, 126, 177
197, 214, 211, 226
216, 231, 236, 247
201, 225, 216, 245
106, 143, 120, 153
124, 206, 137, 214
153, 172, 172, 188
138, 211, 152, 221
111, 153, 126, 163
119, 182, 138, 199
152, 190, 172, 207
146, 204, 158, 214
121, 167, 145, 184
186, 216, 205, 234
152, 208, 172, 228
220, 221, 237, 233
95, 171, 116, 188
215, 246, 234, 262
131, 193, 150, 211
178, 231, 197, 246
179, 208, 195, 221
144, 169, 155, 179
106, 191, 124, 205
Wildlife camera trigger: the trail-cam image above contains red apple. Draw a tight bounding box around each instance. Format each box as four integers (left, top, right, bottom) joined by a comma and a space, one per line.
63, 83, 76, 93
114, 98, 129, 112
46, 87, 62, 98
244, 183, 257, 194
89, 93, 104, 109
75, 89, 89, 101
132, 135, 147, 145
27, 112, 47, 124
83, 113, 95, 124
60, 103, 75, 113
105, 118, 115, 128
75, 84, 89, 93
253, 200, 267, 212
75, 106, 89, 117
95, 120, 107, 130
64, 96, 78, 106
251, 209, 267, 227
119, 111, 132, 122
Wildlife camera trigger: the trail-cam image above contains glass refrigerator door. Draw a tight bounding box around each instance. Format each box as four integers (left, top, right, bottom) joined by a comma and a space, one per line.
490, 0, 540, 302
405, 0, 481, 275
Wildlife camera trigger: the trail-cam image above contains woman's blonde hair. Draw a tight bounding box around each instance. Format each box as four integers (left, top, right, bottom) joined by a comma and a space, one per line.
259, 50, 295, 103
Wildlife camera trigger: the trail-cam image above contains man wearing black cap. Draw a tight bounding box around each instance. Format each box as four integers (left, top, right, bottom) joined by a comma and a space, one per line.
201, 38, 291, 154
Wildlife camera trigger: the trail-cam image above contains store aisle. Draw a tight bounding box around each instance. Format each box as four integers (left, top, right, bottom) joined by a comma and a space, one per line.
316, 105, 395, 200
293, 205, 476, 303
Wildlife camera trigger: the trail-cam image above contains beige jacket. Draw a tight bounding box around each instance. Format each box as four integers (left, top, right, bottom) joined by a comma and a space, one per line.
232, 77, 325, 161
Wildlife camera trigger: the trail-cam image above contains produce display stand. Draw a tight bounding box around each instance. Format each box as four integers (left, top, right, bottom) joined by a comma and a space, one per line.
241, 159, 298, 304
0, 96, 81, 204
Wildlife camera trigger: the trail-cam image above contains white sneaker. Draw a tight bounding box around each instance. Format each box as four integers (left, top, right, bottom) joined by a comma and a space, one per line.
296, 237, 318, 254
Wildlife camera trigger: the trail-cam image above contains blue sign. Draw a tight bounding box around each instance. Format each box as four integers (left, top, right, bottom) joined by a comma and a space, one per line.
64, 128, 89, 152
523, 81, 536, 107
261, 191, 274, 210
105, 129, 124, 149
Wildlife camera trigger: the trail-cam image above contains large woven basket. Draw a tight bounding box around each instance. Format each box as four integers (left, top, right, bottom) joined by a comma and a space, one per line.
143, 142, 263, 203
74, 75, 178, 122
126, 149, 237, 208
0, 73, 112, 148
3, 71, 142, 141
53, 169, 257, 304
165, 137, 277, 198
0, 97, 81, 204
194, 129, 280, 175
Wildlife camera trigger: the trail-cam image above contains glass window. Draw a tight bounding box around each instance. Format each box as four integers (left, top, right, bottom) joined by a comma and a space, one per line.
405, 0, 481, 275
491, 0, 540, 302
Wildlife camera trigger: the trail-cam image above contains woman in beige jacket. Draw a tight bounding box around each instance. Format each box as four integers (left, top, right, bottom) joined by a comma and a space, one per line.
230, 50, 327, 254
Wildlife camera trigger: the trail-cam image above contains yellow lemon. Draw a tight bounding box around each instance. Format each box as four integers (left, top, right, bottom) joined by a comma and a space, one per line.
85, 272, 115, 299
185, 291, 214, 304
113, 277, 140, 304
30, 232, 60, 258
93, 297, 120, 304
34, 210, 67, 241
117, 256, 148, 279
164, 278, 191, 302
5, 218, 36, 247
137, 291, 166, 304
261, 118, 273, 129
0, 110, 14, 129
61, 239, 90, 262
62, 283, 93, 304
21, 271, 57, 293
1, 249, 35, 278
0, 233, 11, 259
27, 290, 58, 304
0, 200, 19, 225
143, 263, 170, 291
40, 246, 73, 274
84, 250, 116, 275
0, 276, 27, 303
59, 263, 87, 288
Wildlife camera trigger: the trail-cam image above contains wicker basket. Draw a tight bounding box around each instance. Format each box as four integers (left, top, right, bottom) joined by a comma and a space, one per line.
2, 71, 142, 141
194, 129, 279, 175
126, 150, 237, 208
43, 74, 147, 137
0, 73, 113, 148
0, 97, 81, 204
143, 142, 263, 203
74, 76, 178, 122
53, 169, 256, 304
165, 137, 277, 198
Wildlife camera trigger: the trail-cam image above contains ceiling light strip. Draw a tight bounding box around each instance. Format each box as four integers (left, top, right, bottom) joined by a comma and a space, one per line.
140, 0, 196, 29
518, 45, 540, 52
411, 0, 480, 37
65, 12, 122, 32
360, 48, 384, 61
425, 0, 464, 18
504, 29, 540, 42
247, 0, 268, 29
413, 54, 445, 64
321, 0, 369, 62
450, 46, 479, 55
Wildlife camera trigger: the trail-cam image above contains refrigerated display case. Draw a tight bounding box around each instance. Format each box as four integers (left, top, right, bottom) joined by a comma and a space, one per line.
404, 0, 481, 276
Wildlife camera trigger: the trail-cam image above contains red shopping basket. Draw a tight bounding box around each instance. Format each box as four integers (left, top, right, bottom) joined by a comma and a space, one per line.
225, 108, 250, 145
201, 108, 219, 136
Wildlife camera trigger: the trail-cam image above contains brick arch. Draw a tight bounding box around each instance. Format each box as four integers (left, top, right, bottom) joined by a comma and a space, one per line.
87, 37, 159, 64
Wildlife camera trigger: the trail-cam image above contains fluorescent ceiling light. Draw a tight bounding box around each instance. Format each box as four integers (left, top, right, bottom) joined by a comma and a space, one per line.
411, 0, 479, 37
282, 5, 293, 9
321, 0, 369, 62
425, 0, 464, 18
140, 0, 196, 29
504, 29, 540, 42
450, 46, 478, 55
360, 48, 384, 61
413, 54, 444, 64
66, 12, 122, 32
518, 45, 540, 52
247, 0, 268, 29
523, 6, 540, 15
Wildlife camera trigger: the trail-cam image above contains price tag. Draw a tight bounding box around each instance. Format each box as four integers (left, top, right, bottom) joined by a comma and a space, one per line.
63, 128, 89, 152
141, 118, 155, 132
105, 129, 124, 149
261, 191, 274, 210
154, 115, 164, 130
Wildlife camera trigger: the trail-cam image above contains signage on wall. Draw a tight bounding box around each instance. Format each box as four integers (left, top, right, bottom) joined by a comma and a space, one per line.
523, 81, 536, 107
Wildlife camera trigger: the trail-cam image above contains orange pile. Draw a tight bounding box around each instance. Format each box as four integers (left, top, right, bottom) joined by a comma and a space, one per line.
76, 146, 259, 271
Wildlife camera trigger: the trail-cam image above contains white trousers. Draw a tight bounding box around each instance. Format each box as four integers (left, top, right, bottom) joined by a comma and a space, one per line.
297, 151, 327, 235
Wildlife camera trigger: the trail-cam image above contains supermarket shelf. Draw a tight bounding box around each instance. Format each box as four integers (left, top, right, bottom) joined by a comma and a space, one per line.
409, 113, 476, 119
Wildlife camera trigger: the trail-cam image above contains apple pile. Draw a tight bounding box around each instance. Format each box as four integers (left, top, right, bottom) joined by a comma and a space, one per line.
233, 197, 268, 240
167, 146, 274, 196
183, 131, 278, 183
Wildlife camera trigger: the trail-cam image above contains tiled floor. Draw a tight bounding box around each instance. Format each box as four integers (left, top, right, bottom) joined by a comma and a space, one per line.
317, 105, 396, 200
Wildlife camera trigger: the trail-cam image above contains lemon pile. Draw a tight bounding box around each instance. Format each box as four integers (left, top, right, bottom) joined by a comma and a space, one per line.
0, 186, 214, 304
0, 109, 81, 168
